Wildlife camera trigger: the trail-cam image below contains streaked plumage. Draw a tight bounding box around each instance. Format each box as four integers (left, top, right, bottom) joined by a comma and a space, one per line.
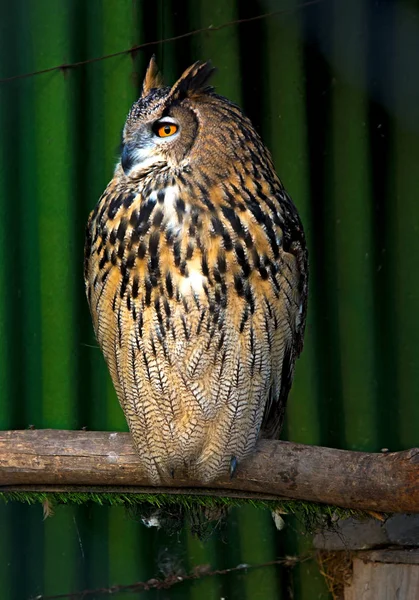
84, 58, 308, 483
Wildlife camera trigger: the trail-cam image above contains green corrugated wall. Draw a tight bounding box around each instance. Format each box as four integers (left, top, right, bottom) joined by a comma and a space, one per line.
1, 0, 418, 598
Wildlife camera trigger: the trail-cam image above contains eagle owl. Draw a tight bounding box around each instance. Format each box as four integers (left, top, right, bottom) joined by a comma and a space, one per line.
84, 58, 308, 483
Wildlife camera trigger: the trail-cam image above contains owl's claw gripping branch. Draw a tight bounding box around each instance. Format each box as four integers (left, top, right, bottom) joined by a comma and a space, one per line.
0, 430, 418, 514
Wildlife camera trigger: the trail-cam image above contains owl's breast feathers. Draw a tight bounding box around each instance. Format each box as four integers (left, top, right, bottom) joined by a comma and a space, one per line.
84, 153, 307, 482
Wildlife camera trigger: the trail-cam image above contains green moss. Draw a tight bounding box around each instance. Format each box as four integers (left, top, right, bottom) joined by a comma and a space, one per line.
0, 490, 367, 534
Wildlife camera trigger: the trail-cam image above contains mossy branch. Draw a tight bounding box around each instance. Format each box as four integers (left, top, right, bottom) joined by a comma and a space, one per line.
0, 430, 418, 513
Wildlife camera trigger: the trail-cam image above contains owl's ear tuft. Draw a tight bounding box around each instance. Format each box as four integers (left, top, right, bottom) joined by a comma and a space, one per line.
168, 61, 216, 101
142, 55, 164, 97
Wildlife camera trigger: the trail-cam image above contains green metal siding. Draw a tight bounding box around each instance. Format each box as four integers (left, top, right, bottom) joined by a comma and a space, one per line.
1, 0, 418, 598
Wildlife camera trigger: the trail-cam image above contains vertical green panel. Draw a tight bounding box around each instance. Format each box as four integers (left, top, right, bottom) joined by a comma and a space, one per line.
190, 1, 242, 105
236, 507, 280, 599
149, 526, 188, 600
284, 519, 328, 600
330, 0, 377, 450
108, 508, 145, 590
391, 0, 419, 449
83, 0, 113, 435
158, 0, 192, 78
10, 505, 41, 599
264, 3, 321, 447
0, 105, 11, 426
301, 1, 341, 450
0, 1, 19, 431
186, 531, 220, 600
30, 0, 77, 428
28, 1, 78, 595
0, 1, 45, 595
158, 0, 179, 81
83, 1, 115, 434
18, 25, 43, 429
43, 507, 81, 596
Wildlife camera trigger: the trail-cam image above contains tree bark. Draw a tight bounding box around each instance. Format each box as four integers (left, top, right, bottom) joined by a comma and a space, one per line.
0, 430, 418, 513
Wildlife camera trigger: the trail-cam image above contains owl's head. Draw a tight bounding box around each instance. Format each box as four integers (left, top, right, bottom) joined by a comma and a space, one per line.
120, 57, 251, 179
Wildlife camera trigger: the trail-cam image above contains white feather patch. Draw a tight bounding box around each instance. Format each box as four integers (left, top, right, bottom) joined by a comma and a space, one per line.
180, 269, 206, 295
162, 186, 180, 225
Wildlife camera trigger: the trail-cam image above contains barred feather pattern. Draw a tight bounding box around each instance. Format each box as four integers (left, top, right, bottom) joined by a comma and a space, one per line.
84, 73, 307, 483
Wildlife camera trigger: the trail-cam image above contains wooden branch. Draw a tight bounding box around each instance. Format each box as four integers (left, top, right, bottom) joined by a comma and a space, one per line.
0, 430, 418, 513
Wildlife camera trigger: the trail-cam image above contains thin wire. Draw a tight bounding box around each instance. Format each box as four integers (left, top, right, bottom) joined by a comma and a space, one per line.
0, 0, 323, 84
34, 555, 311, 599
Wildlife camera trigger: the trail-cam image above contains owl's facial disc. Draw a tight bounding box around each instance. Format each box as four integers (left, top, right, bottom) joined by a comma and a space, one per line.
121, 116, 180, 176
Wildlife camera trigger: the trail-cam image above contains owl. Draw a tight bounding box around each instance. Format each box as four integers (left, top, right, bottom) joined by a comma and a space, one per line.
84, 58, 308, 484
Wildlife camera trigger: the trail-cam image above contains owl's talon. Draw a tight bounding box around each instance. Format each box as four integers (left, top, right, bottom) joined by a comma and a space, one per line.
230, 456, 238, 479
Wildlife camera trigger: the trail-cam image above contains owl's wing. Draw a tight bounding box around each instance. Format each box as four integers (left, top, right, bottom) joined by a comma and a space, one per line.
260, 190, 308, 439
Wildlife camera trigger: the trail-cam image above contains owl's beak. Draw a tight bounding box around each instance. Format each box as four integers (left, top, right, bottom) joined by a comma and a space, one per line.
120, 139, 164, 176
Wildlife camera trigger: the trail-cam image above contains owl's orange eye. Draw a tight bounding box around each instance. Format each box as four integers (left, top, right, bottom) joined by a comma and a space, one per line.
155, 122, 178, 138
